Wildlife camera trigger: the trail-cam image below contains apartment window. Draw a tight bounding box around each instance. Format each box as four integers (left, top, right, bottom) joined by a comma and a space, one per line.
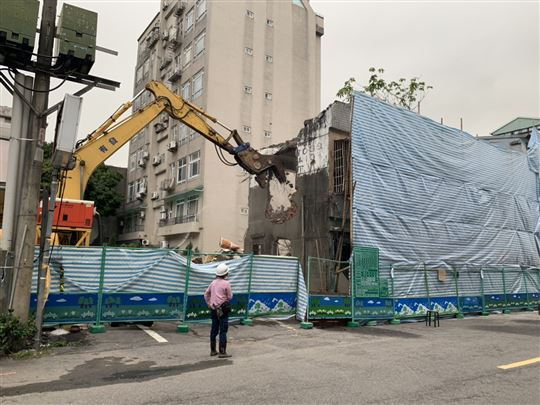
179, 125, 189, 145
246, 10, 254, 18
265, 92, 272, 100
185, 9, 194, 33
266, 19, 273, 27
333, 140, 349, 193
186, 196, 199, 221
264, 131, 272, 138
188, 150, 201, 178
244, 47, 253, 56
129, 153, 137, 171
242, 125, 251, 133
177, 157, 187, 182
181, 81, 191, 100
136, 177, 146, 193
244, 85, 252, 94
175, 200, 186, 218
192, 69, 204, 99
182, 44, 192, 68
196, 0, 206, 20
172, 125, 179, 141
189, 128, 199, 141
194, 31, 205, 56
265, 55, 273, 63
128, 182, 135, 201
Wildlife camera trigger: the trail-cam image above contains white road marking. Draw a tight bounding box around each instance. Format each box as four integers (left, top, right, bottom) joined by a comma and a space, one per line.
137, 325, 168, 343
0, 372, 16, 376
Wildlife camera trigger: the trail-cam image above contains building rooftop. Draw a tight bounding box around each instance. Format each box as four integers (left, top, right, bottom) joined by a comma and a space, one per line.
491, 117, 540, 136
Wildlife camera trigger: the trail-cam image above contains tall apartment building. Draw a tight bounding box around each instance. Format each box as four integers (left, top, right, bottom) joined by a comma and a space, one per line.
119, 0, 323, 251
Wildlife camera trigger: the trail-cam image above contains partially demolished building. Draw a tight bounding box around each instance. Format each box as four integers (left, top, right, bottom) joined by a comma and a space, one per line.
246, 101, 352, 272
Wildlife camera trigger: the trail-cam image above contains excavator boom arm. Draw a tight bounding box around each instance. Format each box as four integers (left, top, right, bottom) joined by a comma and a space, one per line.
64, 81, 285, 200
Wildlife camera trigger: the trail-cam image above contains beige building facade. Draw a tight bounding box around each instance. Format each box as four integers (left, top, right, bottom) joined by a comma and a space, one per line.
119, 0, 323, 251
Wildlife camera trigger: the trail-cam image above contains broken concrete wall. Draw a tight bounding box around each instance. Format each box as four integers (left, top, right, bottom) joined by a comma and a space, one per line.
246, 101, 352, 291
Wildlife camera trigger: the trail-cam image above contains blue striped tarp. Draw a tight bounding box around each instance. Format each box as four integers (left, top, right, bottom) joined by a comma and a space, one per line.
32, 247, 307, 320
351, 92, 540, 268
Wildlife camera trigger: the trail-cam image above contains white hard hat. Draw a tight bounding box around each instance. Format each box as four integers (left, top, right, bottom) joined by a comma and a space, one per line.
216, 263, 229, 277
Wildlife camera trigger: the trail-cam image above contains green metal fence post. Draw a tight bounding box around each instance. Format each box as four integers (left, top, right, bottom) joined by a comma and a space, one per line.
480, 268, 489, 316
454, 266, 464, 318
523, 269, 533, 311
423, 263, 431, 312
347, 255, 359, 328
241, 254, 254, 326
301, 257, 314, 329
177, 249, 192, 333
89, 245, 107, 333
390, 267, 400, 324
502, 268, 511, 314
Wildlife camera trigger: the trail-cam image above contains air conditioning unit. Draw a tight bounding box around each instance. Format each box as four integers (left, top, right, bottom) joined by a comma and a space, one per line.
154, 122, 167, 132
160, 211, 168, 220
167, 140, 178, 151
137, 158, 146, 167
140, 211, 146, 219
168, 66, 182, 82
142, 151, 149, 160
152, 155, 161, 166
150, 191, 160, 200
160, 240, 169, 248
136, 192, 145, 200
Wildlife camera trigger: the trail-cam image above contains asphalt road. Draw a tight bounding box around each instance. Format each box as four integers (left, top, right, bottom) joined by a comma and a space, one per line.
1, 312, 539, 404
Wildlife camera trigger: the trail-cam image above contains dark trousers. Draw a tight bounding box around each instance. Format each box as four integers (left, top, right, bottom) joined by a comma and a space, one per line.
210, 309, 229, 344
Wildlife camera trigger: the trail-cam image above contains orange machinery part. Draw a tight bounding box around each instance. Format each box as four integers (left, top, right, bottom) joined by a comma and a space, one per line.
37, 199, 95, 229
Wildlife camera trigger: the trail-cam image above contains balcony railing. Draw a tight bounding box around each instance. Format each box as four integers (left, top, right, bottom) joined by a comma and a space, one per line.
159, 214, 199, 227
122, 224, 145, 233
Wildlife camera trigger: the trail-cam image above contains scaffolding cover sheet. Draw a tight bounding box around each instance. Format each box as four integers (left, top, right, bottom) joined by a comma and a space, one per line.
351, 92, 540, 267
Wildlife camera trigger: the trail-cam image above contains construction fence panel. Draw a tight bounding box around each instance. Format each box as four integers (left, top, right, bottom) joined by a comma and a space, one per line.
352, 260, 393, 321
425, 268, 459, 315
31, 247, 307, 326
306, 257, 351, 320
456, 267, 483, 313
525, 268, 540, 307
483, 267, 506, 311
504, 268, 530, 310
391, 265, 430, 318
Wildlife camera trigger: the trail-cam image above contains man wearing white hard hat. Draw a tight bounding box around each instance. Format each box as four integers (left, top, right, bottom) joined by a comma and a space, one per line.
204, 262, 233, 358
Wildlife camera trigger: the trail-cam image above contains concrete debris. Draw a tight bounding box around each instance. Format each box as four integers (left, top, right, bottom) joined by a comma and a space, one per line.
265, 171, 298, 224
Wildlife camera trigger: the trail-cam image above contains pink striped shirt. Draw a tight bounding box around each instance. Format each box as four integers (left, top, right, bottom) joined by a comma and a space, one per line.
204, 278, 233, 309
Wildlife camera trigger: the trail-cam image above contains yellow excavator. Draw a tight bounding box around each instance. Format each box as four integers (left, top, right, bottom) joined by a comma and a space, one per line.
43, 81, 286, 246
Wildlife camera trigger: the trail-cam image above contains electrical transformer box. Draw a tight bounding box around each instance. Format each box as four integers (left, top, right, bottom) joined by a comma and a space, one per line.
54, 3, 97, 74
0, 0, 39, 63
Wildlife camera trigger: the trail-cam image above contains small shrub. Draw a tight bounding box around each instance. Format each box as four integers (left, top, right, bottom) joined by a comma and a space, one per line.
0, 311, 37, 355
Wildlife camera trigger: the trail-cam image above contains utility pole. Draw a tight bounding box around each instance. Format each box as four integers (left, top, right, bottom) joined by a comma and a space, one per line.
11, 0, 57, 321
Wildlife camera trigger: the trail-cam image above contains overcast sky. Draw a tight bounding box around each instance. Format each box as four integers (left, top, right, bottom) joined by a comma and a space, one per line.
1, 0, 538, 167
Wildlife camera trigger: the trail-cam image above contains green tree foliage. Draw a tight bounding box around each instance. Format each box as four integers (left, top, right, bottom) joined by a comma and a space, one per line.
84, 164, 124, 217
40, 142, 124, 217
40, 142, 53, 190
337, 67, 433, 111
0, 311, 36, 354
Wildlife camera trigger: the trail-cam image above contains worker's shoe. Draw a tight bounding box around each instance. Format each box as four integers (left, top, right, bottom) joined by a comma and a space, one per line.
210, 340, 218, 356
218, 342, 232, 358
